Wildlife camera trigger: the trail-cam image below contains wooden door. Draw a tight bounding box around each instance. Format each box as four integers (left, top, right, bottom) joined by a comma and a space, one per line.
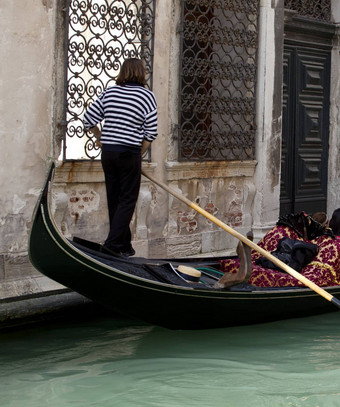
280, 23, 332, 215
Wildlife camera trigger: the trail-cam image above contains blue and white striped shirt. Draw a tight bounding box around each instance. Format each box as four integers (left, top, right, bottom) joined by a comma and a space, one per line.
83, 83, 158, 151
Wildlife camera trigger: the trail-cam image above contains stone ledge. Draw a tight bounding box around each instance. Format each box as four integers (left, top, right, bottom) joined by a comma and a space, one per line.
0, 275, 66, 300
54, 160, 104, 183
54, 160, 158, 184
141, 162, 158, 181
165, 160, 257, 181
52, 160, 255, 183
0, 290, 92, 328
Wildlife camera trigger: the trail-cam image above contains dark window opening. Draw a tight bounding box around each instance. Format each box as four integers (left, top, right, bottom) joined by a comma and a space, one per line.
178, 0, 259, 161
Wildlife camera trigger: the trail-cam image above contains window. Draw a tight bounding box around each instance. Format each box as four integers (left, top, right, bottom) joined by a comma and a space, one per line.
62, 0, 155, 160
178, 0, 259, 161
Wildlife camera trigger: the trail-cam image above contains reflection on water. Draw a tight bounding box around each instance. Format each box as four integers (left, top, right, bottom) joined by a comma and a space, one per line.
1, 311, 340, 407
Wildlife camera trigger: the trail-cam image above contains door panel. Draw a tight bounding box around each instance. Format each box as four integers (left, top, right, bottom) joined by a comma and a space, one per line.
280, 44, 331, 215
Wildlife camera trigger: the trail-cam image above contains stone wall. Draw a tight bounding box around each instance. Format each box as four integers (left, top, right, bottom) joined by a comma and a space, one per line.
50, 160, 256, 258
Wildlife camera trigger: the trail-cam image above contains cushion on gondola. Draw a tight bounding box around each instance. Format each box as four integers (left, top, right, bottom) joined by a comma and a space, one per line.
219, 226, 340, 288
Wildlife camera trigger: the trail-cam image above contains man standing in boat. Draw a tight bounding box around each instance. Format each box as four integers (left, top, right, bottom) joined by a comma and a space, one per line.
83, 58, 158, 257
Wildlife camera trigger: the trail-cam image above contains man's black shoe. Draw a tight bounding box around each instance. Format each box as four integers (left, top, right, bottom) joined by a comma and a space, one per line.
121, 248, 136, 257
100, 245, 135, 258
100, 245, 126, 258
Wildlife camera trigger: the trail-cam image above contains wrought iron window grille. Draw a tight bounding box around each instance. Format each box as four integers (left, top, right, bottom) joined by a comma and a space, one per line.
62, 0, 155, 161
284, 0, 331, 22
178, 0, 259, 161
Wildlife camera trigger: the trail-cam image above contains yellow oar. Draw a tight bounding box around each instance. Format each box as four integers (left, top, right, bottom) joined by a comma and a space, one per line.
142, 170, 340, 308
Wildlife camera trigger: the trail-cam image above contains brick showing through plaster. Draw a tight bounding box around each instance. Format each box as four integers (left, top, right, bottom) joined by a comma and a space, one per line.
69, 189, 100, 220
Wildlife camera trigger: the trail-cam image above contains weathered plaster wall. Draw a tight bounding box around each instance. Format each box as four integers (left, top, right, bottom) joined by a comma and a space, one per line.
1, 1, 53, 249
328, 2, 340, 215
332, 0, 340, 22
52, 162, 108, 243
0, 1, 63, 305
142, 161, 257, 257
252, 0, 284, 240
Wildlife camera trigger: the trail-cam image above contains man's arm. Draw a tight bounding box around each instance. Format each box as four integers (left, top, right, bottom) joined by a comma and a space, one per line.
141, 139, 151, 156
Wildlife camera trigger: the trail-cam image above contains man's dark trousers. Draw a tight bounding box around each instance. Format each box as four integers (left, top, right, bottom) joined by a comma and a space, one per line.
101, 149, 141, 253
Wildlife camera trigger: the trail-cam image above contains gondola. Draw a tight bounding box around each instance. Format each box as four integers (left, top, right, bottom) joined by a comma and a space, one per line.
28, 163, 340, 329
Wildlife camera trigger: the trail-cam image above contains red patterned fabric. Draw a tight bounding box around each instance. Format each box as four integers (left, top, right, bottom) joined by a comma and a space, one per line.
219, 227, 340, 288
251, 226, 302, 262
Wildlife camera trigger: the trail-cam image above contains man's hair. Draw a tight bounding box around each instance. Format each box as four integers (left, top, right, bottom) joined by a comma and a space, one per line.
116, 58, 146, 87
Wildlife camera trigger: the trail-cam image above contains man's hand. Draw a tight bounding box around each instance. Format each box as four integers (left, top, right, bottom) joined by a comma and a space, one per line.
87, 126, 102, 149
95, 139, 102, 148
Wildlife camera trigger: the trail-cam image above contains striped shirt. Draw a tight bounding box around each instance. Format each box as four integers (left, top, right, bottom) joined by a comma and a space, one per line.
83, 83, 158, 151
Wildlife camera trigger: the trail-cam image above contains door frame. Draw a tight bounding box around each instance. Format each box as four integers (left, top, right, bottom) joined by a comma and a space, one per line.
280, 15, 335, 215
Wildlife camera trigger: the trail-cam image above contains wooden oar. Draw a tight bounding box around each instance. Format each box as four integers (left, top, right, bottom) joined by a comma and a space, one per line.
142, 170, 340, 308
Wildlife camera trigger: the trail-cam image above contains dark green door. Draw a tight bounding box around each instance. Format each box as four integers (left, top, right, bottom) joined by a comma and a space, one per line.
280, 39, 332, 215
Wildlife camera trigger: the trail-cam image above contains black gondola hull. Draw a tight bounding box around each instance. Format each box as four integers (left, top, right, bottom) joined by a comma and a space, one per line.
28, 164, 340, 329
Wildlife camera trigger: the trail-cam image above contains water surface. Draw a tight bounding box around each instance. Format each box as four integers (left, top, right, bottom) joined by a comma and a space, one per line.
1, 311, 340, 407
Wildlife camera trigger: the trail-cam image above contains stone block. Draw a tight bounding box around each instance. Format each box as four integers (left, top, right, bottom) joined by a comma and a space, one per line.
132, 239, 148, 257
0, 278, 40, 300
148, 238, 167, 258
0, 275, 65, 301
166, 234, 201, 258
4, 254, 40, 280
201, 230, 239, 254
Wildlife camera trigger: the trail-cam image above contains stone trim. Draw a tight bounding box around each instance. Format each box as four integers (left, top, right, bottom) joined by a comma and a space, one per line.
54, 160, 159, 185
54, 161, 105, 184
165, 161, 257, 181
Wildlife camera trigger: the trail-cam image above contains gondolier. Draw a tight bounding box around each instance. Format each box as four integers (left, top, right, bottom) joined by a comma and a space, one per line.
83, 58, 158, 258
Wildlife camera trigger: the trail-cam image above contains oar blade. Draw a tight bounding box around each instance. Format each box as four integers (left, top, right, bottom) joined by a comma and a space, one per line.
331, 297, 340, 309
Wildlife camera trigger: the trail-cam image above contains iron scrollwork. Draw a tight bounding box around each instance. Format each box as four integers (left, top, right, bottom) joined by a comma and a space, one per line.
179, 0, 259, 161
64, 0, 155, 160
284, 0, 331, 22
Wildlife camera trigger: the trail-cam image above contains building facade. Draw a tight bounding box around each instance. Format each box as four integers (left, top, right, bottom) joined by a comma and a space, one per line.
1, 0, 339, 318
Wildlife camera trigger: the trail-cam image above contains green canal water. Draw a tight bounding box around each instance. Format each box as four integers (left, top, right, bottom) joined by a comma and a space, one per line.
1, 310, 340, 407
